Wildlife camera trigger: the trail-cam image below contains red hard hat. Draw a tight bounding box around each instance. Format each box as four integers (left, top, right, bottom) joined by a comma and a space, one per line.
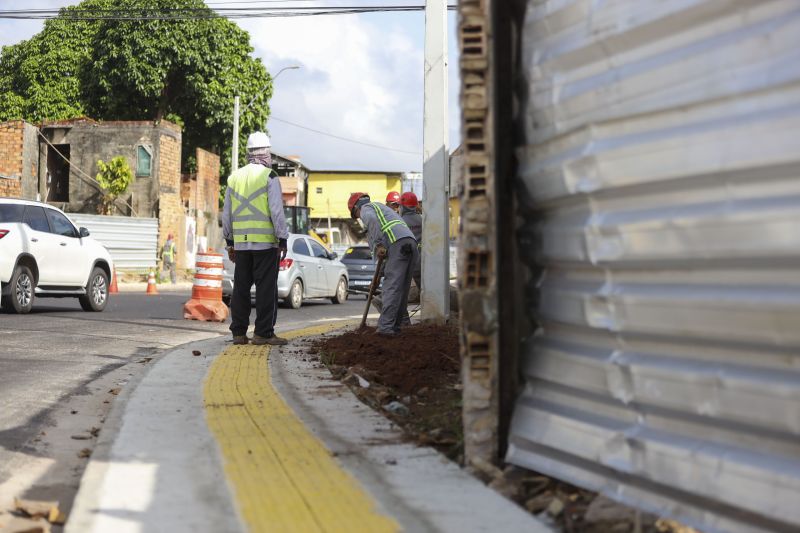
385, 191, 401, 205
400, 191, 418, 208
348, 192, 369, 219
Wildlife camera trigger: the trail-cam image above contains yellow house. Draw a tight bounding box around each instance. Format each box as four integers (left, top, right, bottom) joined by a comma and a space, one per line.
307, 171, 403, 220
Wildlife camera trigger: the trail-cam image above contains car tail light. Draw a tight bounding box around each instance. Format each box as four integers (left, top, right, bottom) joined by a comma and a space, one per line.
0, 229, 8, 240
279, 258, 293, 271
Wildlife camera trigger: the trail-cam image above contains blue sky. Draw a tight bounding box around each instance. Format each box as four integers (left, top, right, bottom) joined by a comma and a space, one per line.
0, 1, 461, 172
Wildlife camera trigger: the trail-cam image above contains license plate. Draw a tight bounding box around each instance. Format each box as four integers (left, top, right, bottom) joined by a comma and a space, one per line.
353, 280, 370, 286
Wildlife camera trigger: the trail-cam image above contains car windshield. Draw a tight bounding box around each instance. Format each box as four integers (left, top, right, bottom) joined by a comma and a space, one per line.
344, 247, 372, 261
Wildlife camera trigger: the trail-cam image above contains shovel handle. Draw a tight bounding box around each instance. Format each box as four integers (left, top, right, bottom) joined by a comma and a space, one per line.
361, 254, 385, 328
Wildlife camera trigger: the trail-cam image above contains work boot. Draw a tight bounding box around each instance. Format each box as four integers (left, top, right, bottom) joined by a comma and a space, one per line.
252, 334, 289, 346
232, 335, 249, 345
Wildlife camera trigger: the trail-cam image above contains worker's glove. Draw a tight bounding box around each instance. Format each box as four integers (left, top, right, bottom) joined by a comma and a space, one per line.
376, 245, 387, 259
279, 238, 288, 261
227, 246, 236, 263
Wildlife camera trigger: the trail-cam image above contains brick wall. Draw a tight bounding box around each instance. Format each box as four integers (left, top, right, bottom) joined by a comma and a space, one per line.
196, 148, 220, 250
157, 133, 186, 268
0, 121, 24, 198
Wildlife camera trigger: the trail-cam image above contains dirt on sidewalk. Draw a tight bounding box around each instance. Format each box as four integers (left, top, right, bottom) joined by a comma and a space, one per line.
312, 324, 463, 461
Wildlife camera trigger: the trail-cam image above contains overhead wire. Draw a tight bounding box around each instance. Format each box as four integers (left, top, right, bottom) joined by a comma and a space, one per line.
269, 116, 421, 155
0, 5, 457, 20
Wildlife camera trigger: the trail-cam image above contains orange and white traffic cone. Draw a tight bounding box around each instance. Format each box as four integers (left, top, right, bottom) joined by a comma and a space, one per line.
183, 252, 229, 322
146, 270, 159, 295
109, 268, 119, 294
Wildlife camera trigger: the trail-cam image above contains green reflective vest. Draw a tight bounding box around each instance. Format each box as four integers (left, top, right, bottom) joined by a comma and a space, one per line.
228, 164, 277, 245
366, 202, 406, 245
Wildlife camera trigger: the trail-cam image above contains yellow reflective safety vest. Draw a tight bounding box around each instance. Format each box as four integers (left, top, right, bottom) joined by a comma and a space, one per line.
365, 202, 407, 245
228, 164, 278, 245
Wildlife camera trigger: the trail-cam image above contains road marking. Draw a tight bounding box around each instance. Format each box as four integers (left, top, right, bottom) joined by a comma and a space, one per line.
204, 323, 398, 533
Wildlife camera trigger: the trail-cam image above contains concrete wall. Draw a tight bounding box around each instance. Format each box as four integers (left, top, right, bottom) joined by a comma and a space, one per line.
39, 119, 181, 218
156, 133, 185, 268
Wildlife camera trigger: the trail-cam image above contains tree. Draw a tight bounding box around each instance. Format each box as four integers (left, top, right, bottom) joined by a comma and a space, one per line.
95, 156, 134, 215
0, 0, 271, 178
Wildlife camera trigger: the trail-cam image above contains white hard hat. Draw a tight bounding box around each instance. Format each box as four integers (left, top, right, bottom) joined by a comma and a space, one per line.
246, 131, 271, 150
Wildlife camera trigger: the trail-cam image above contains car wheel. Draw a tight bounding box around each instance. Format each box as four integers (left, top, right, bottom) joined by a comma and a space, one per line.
331, 277, 348, 304
79, 267, 109, 312
284, 279, 303, 309
1, 264, 35, 314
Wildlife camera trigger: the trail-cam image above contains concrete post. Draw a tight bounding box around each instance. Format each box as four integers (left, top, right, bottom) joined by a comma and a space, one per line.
232, 96, 240, 172
422, 0, 450, 322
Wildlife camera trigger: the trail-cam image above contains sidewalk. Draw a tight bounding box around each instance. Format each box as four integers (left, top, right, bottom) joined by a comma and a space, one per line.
66, 323, 548, 533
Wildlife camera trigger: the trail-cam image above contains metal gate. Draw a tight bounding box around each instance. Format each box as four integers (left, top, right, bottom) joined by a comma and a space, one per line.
506, 1, 800, 531
68, 213, 158, 269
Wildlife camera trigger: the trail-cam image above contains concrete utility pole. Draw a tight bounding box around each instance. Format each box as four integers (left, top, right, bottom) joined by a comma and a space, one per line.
232, 95, 240, 172
421, 0, 450, 322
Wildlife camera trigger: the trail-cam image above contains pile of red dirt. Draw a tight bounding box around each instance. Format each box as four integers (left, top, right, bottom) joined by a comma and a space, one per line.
311, 324, 459, 395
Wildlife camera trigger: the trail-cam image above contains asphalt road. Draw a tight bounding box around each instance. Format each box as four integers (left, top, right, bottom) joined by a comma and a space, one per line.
0, 290, 368, 520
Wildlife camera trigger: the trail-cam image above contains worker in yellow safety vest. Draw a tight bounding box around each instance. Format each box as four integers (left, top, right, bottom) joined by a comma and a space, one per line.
222, 131, 289, 346
161, 233, 177, 284
348, 192, 418, 337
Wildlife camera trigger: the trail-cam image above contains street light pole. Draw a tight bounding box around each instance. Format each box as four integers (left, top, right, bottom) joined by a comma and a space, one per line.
232, 65, 300, 172
232, 95, 240, 172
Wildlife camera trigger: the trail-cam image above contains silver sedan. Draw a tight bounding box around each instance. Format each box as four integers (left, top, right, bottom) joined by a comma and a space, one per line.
221, 234, 349, 309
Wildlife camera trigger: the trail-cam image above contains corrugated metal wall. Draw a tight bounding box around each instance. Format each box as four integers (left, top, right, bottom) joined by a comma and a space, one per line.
68, 214, 158, 269
507, 1, 800, 531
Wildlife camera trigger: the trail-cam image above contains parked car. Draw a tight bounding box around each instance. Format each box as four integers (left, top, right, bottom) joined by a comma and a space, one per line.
221, 234, 349, 309
0, 198, 114, 314
340, 245, 379, 295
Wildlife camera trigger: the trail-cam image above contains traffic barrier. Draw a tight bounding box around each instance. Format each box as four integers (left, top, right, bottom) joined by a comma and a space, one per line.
146, 270, 158, 295
109, 268, 119, 294
183, 252, 229, 322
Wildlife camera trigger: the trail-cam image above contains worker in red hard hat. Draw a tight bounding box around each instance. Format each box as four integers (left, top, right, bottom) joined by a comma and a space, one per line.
399, 192, 422, 292
348, 192, 417, 336
385, 191, 401, 213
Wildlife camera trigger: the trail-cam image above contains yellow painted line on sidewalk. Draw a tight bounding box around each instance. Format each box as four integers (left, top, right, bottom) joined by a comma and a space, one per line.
204, 322, 398, 533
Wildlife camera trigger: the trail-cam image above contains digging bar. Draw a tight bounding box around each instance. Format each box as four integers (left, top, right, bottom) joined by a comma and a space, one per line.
361, 254, 386, 328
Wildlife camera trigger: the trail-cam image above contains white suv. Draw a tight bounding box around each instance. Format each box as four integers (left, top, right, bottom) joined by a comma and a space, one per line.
0, 198, 114, 314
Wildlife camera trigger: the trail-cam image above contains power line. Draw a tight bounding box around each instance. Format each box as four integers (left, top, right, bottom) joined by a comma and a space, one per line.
0, 5, 457, 20
269, 115, 420, 155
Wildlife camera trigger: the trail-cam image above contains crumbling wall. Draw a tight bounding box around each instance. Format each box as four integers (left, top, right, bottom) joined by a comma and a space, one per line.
0, 120, 38, 199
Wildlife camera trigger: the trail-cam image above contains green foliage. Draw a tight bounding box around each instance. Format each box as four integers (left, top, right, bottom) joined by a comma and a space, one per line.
0, 0, 271, 178
96, 156, 134, 214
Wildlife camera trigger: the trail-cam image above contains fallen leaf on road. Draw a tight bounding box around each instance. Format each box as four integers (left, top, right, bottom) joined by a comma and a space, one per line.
108, 388, 121, 395
70, 434, 91, 440
77, 448, 91, 459
90, 427, 100, 437
192, 350, 201, 356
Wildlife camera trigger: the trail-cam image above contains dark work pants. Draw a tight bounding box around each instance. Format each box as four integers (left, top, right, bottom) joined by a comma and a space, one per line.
230, 248, 279, 338
377, 237, 418, 334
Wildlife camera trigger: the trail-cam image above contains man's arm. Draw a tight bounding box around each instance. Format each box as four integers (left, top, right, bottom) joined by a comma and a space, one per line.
222, 186, 233, 246
268, 175, 289, 259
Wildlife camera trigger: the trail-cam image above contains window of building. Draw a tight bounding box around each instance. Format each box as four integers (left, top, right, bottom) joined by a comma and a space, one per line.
47, 144, 70, 202
316, 187, 323, 194
137, 145, 153, 177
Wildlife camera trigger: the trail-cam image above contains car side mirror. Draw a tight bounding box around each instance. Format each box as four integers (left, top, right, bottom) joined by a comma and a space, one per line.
329, 252, 338, 260
79, 227, 90, 238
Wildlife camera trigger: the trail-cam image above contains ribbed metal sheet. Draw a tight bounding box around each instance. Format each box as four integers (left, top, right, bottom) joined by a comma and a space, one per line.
507, 1, 800, 532
68, 214, 158, 269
